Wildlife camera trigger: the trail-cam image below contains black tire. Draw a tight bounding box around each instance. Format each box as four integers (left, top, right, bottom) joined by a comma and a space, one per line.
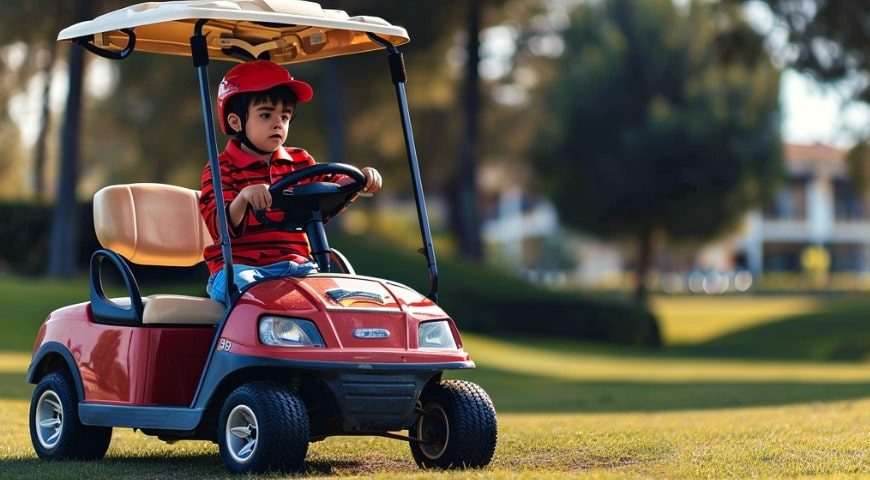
410, 380, 497, 469
29, 371, 112, 460
218, 382, 309, 474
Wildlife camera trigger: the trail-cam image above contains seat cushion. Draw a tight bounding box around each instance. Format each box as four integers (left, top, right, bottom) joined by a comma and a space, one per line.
142, 295, 224, 325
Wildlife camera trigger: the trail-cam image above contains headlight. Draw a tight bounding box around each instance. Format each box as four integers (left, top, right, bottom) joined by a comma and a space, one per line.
258, 317, 325, 347
418, 320, 457, 349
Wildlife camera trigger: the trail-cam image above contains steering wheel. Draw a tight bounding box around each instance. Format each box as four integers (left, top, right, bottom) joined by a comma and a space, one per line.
253, 163, 367, 231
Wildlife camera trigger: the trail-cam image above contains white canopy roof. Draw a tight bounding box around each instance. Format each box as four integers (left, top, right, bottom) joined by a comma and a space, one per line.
57, 0, 410, 64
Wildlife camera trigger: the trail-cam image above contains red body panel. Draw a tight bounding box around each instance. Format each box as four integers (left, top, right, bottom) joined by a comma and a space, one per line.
31, 275, 469, 408
220, 276, 469, 364
33, 302, 213, 406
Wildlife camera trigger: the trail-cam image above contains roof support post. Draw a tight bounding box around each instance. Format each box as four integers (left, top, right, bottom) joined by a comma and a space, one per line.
192, 20, 237, 304
367, 33, 439, 303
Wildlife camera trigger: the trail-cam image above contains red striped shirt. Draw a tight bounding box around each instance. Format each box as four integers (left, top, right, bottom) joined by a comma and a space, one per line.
199, 139, 329, 275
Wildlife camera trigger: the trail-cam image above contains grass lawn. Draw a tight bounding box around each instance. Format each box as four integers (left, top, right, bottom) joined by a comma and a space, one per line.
1, 397, 867, 479
653, 295, 870, 360
651, 295, 826, 345
0, 276, 867, 478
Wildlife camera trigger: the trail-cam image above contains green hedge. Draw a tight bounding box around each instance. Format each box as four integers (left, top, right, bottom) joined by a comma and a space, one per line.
444, 290, 660, 346
0, 201, 98, 275
0, 201, 204, 282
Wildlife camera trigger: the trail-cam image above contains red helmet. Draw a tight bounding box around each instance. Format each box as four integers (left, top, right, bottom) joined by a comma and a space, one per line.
216, 60, 314, 134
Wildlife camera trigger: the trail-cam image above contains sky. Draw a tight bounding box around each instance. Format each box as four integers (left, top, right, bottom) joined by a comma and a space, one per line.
779, 69, 869, 149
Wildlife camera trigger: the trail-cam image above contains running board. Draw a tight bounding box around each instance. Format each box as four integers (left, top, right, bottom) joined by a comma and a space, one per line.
79, 403, 203, 430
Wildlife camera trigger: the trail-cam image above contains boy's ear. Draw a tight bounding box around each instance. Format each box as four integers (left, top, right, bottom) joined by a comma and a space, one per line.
227, 113, 242, 133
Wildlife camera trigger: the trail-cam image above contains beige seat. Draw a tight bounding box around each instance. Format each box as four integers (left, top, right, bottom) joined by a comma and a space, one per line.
93, 183, 224, 325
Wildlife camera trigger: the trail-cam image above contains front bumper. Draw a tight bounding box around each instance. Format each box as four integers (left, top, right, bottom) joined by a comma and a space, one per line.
198, 351, 474, 431
321, 371, 435, 431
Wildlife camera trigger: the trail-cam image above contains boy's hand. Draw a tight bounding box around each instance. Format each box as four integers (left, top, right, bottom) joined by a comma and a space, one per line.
239, 183, 272, 210
361, 167, 382, 194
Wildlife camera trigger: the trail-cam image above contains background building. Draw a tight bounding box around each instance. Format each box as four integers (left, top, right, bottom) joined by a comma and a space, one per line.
482, 142, 870, 287
737, 143, 870, 275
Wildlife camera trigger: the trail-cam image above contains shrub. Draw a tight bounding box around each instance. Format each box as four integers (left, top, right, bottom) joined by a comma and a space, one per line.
0, 201, 98, 275
0, 202, 204, 283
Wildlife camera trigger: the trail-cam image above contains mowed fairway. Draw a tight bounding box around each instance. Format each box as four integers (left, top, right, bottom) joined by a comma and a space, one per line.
0, 278, 868, 478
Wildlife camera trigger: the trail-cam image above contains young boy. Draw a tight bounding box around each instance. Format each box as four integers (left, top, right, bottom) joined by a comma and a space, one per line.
199, 60, 382, 303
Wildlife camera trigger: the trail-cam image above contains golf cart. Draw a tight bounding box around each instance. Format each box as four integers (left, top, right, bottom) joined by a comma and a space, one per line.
27, 0, 497, 473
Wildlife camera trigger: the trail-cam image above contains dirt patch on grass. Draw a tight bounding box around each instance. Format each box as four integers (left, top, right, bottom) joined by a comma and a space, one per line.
305, 453, 417, 476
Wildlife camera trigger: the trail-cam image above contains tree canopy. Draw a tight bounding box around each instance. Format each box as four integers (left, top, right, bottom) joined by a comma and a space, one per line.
749, 0, 869, 195
532, 0, 782, 303
752, 0, 869, 104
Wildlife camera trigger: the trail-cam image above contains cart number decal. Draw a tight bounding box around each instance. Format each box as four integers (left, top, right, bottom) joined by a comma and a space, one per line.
218, 339, 232, 352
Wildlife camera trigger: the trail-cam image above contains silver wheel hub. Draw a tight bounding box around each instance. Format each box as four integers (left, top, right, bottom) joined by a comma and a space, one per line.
226, 404, 258, 463
35, 390, 64, 449
417, 403, 449, 459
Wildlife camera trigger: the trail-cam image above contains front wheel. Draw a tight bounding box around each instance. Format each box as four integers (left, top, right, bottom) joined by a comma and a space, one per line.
218, 382, 309, 474
29, 371, 112, 460
410, 380, 497, 469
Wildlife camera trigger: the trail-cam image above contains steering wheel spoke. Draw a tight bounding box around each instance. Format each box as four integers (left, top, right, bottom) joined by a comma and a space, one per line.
258, 163, 367, 231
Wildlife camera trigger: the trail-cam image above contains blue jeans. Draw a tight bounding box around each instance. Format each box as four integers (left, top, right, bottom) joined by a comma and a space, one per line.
207, 260, 318, 304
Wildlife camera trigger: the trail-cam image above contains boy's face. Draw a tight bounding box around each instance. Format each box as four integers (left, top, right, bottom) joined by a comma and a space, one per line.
229, 99, 294, 154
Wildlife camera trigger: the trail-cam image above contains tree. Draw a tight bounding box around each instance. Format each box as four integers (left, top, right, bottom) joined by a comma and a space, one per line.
47, 0, 91, 278
32, 44, 57, 201
89, 53, 207, 187
322, 1, 494, 260
0, 1, 66, 200
454, 0, 485, 260
313, 0, 470, 187
751, 0, 868, 104
532, 0, 782, 305
749, 1, 869, 192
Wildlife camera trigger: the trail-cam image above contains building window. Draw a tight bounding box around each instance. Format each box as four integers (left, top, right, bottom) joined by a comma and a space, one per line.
764, 176, 808, 220
833, 179, 866, 222
763, 243, 803, 272
829, 244, 864, 272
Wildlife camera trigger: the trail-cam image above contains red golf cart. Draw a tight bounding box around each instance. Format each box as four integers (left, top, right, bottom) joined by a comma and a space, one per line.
27, 1, 497, 473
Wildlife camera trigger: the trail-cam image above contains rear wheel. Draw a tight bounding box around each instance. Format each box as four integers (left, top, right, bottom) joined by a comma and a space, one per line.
29, 371, 112, 460
410, 380, 497, 469
218, 382, 309, 474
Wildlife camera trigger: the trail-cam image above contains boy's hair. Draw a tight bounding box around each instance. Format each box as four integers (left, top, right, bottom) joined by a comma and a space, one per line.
224, 84, 299, 133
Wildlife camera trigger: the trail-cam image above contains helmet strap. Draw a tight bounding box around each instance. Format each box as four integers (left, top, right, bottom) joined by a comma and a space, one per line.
234, 130, 274, 156
228, 93, 273, 157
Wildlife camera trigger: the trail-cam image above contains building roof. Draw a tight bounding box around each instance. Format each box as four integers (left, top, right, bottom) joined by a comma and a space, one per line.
784, 142, 846, 177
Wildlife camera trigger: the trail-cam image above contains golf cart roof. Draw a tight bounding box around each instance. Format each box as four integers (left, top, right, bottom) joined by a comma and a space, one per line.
57, 0, 409, 64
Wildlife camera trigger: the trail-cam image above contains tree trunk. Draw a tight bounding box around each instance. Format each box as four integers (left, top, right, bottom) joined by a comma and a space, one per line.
32, 44, 56, 202
323, 59, 346, 164
455, 0, 484, 260
634, 225, 653, 307
47, 0, 89, 277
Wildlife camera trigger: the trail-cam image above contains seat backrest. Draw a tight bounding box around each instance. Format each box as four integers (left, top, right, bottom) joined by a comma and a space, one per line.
93, 183, 212, 266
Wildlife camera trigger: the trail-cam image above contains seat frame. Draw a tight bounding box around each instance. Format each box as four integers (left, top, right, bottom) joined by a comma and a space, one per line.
90, 249, 145, 324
